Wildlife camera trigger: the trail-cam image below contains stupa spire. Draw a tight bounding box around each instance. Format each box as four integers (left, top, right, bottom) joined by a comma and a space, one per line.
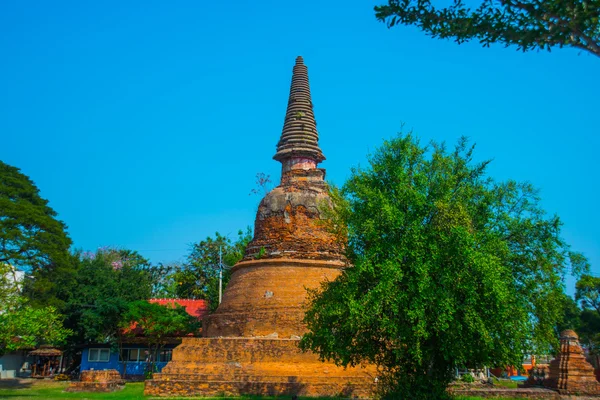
273, 56, 325, 168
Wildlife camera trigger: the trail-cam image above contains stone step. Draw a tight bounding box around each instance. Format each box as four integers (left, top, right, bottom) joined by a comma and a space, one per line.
171, 337, 316, 364
158, 361, 374, 378
151, 373, 375, 385
144, 379, 374, 398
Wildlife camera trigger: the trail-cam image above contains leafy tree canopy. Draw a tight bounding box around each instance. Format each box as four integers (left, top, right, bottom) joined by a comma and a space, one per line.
120, 300, 200, 340
1, 263, 22, 310
576, 274, 600, 315
557, 294, 583, 334
0, 263, 71, 355
0, 302, 71, 355
119, 301, 200, 354
0, 161, 71, 272
118, 300, 201, 377
173, 228, 252, 311
300, 134, 587, 399
575, 274, 600, 353
26, 247, 155, 347
375, 0, 600, 57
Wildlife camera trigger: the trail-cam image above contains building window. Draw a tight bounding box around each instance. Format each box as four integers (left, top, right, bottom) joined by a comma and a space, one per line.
158, 349, 172, 362
88, 348, 110, 362
120, 348, 148, 362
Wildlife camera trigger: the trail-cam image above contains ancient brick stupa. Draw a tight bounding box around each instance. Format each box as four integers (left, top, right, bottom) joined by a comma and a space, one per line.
543, 329, 600, 395
145, 57, 375, 398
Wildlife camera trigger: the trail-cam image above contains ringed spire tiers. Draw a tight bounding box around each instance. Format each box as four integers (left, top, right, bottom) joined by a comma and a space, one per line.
273, 56, 325, 167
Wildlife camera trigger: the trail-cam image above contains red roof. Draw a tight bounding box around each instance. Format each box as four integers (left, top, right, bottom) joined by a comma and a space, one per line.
148, 298, 210, 320
121, 299, 210, 337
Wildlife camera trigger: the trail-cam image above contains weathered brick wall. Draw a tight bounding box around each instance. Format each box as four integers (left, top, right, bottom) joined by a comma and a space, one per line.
243, 168, 345, 263
66, 369, 124, 392
145, 337, 376, 398
204, 259, 343, 338
145, 379, 374, 398
79, 369, 122, 382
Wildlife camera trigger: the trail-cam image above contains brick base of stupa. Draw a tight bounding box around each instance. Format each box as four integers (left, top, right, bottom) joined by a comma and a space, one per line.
144, 337, 376, 398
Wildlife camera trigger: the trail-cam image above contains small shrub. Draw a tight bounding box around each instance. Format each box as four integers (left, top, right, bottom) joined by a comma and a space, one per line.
461, 374, 475, 383
53, 374, 69, 381
255, 247, 266, 259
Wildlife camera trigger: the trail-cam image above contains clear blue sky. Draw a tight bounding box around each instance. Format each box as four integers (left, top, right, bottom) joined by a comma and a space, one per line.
1, 1, 598, 294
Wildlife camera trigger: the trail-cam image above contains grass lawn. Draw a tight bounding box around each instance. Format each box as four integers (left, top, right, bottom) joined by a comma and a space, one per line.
0, 380, 147, 399
491, 379, 519, 389
0, 379, 526, 400
0, 380, 339, 400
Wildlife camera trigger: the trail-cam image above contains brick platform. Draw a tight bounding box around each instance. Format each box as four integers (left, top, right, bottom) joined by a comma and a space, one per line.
144, 337, 376, 398
66, 369, 124, 392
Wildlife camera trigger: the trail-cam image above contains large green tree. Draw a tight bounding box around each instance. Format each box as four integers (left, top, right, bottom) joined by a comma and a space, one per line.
300, 134, 587, 399
66, 248, 154, 345
375, 0, 600, 57
0, 263, 71, 355
119, 300, 201, 375
576, 274, 600, 353
0, 161, 71, 272
26, 247, 156, 348
174, 228, 252, 311
0, 303, 71, 355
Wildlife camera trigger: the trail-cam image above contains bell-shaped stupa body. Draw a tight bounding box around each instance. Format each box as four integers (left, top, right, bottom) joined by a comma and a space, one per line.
203, 56, 345, 338
145, 57, 375, 398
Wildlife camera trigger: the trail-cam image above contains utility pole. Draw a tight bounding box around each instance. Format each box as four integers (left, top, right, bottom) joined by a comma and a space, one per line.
218, 246, 223, 304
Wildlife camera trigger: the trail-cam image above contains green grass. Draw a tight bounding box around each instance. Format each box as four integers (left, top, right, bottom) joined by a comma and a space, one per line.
491, 379, 519, 389
0, 381, 144, 399
0, 380, 526, 400
455, 398, 524, 400
0, 381, 343, 400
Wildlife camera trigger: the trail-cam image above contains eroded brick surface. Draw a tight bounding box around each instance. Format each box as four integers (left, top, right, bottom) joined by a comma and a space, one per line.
243, 169, 345, 263
204, 260, 342, 337
66, 369, 124, 393
144, 337, 376, 398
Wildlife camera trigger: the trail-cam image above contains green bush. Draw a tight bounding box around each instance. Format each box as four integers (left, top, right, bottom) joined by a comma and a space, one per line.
53, 374, 69, 381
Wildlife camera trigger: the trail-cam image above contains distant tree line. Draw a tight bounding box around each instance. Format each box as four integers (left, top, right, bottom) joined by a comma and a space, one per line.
0, 160, 250, 365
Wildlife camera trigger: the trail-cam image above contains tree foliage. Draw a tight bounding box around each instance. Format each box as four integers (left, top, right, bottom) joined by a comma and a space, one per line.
119, 300, 200, 370
65, 248, 155, 345
25, 247, 155, 348
576, 274, 600, 315
1, 263, 22, 310
557, 294, 583, 334
300, 134, 586, 399
174, 228, 252, 311
0, 161, 71, 272
0, 263, 71, 355
0, 302, 71, 355
575, 274, 600, 353
375, 0, 600, 57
